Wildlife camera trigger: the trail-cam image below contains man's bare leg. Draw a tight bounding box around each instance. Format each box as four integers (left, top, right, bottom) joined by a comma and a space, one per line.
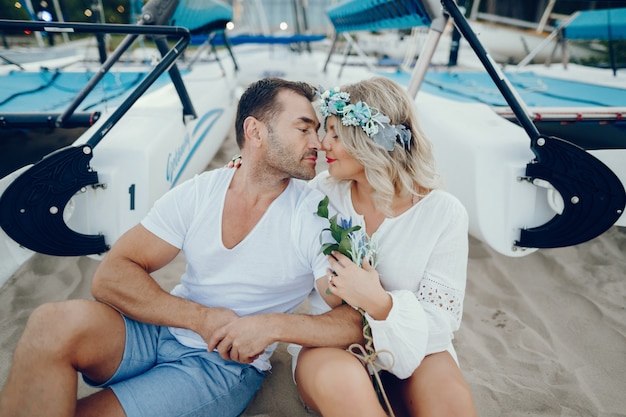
0, 299, 126, 417
76, 388, 125, 417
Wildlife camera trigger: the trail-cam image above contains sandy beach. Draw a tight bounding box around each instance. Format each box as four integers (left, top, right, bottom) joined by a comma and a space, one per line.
1, 133, 625, 417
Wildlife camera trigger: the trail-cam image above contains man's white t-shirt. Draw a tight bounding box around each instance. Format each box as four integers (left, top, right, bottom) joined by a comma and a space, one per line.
141, 168, 329, 371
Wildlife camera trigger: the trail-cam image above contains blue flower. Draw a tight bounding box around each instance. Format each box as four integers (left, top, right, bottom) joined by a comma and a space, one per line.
351, 101, 372, 124
317, 87, 412, 154
316, 197, 378, 268
340, 217, 353, 230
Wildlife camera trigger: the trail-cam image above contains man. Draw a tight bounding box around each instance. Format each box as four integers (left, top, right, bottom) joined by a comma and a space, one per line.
0, 78, 362, 417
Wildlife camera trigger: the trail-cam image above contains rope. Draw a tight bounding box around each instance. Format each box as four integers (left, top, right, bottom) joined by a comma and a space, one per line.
348, 314, 397, 417
0, 70, 61, 107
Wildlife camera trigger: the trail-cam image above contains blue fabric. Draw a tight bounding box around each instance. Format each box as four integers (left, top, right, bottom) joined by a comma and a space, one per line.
0, 71, 178, 113
383, 70, 626, 108
327, 0, 430, 33
206, 33, 326, 46
169, 0, 232, 33
85, 315, 265, 417
561, 7, 626, 40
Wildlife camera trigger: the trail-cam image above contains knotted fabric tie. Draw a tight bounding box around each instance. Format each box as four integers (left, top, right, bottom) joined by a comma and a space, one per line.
348, 315, 396, 417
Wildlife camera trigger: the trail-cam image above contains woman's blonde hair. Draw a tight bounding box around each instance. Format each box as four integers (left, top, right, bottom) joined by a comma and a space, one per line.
329, 76, 442, 216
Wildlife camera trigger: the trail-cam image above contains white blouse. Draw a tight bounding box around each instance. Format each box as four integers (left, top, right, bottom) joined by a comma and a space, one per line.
306, 171, 469, 379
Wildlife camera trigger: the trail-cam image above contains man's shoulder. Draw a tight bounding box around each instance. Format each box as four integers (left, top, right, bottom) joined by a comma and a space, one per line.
281, 179, 326, 219
288, 178, 325, 201
194, 167, 230, 182
175, 168, 231, 190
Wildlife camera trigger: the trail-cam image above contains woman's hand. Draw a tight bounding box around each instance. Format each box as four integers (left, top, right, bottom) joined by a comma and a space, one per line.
327, 251, 392, 320
316, 272, 343, 308
225, 154, 242, 168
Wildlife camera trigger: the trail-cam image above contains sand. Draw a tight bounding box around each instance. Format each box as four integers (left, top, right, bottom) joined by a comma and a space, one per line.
1, 133, 625, 417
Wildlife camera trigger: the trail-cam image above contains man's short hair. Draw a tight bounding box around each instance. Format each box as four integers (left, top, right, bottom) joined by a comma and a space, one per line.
235, 78, 315, 149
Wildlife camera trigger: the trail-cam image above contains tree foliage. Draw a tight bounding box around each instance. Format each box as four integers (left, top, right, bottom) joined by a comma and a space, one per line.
1, 0, 137, 24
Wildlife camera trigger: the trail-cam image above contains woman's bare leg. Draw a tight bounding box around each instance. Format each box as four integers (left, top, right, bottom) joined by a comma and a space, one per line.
381, 351, 478, 417
295, 347, 388, 417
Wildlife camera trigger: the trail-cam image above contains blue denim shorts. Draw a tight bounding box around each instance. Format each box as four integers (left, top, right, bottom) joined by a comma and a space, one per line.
84, 315, 265, 417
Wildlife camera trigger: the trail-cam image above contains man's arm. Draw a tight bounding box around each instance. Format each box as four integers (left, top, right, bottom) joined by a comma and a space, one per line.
92, 224, 238, 340
269, 303, 364, 347
207, 288, 364, 363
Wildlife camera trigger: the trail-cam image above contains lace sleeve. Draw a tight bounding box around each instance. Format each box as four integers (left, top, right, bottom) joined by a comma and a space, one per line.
416, 276, 464, 325
414, 274, 465, 354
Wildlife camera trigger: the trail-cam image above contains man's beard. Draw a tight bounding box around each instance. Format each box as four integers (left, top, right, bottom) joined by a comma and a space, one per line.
265, 129, 317, 180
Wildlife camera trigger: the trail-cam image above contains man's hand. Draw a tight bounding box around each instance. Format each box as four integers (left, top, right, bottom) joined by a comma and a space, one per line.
197, 306, 239, 344
207, 315, 275, 364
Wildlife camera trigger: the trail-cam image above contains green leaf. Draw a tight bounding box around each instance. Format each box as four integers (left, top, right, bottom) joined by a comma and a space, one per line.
316, 195, 329, 219
338, 238, 352, 258
328, 215, 344, 243
318, 227, 332, 245
320, 242, 339, 256
340, 226, 360, 242
350, 225, 362, 233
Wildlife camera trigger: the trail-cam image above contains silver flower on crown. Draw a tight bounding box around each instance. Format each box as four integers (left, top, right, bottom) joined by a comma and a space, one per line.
318, 87, 411, 152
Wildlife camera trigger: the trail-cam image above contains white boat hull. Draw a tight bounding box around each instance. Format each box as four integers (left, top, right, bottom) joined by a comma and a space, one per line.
355, 21, 601, 64
323, 59, 625, 257
67, 65, 237, 244
0, 54, 238, 288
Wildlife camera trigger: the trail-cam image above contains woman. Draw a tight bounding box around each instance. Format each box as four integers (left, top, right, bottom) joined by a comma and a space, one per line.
293, 76, 477, 417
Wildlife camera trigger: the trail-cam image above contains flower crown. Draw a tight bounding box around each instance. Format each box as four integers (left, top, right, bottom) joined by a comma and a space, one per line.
317, 87, 411, 152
